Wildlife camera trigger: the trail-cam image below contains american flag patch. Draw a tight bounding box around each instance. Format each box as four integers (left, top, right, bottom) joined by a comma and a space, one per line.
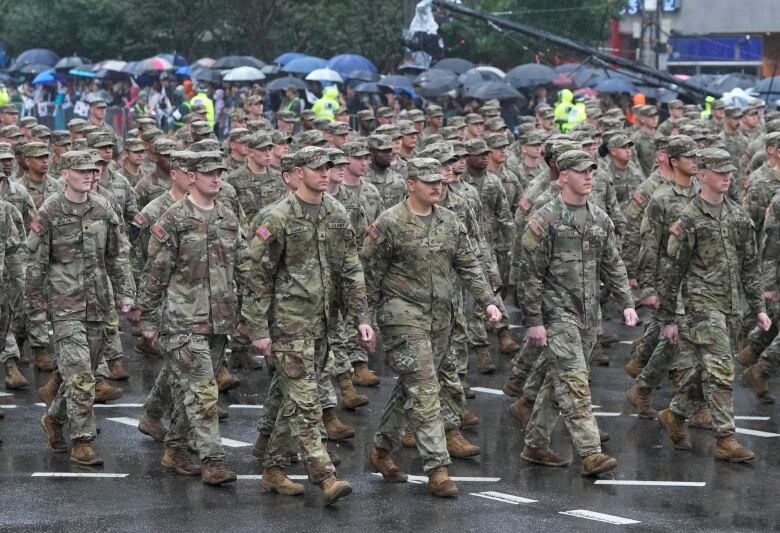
134, 212, 147, 225
30, 219, 44, 234
519, 198, 531, 213
256, 224, 272, 241
528, 218, 544, 236
669, 220, 682, 236
367, 224, 380, 239
632, 191, 646, 204
151, 223, 168, 242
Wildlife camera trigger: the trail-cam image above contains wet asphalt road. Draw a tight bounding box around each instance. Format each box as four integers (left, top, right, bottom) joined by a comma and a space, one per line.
1, 304, 779, 532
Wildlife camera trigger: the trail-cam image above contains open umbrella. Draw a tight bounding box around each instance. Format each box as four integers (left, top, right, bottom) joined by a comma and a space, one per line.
753, 76, 780, 95
464, 81, 523, 101
474, 66, 506, 79
708, 73, 757, 95
32, 69, 59, 85
595, 77, 638, 94
355, 82, 381, 94
223, 66, 265, 82
418, 77, 460, 98
13, 48, 59, 69
273, 52, 307, 66
193, 57, 216, 68
305, 68, 343, 83
378, 75, 413, 90
433, 57, 474, 74
282, 56, 328, 75
397, 63, 427, 75
458, 69, 490, 89
505, 63, 556, 88
415, 69, 458, 86
155, 53, 188, 67
687, 74, 717, 91
555, 63, 581, 74
327, 54, 377, 77
137, 57, 174, 73
193, 68, 222, 84
266, 76, 308, 92
120, 61, 141, 75
19, 63, 51, 76
175, 65, 192, 77
213, 55, 265, 70
95, 59, 128, 72
68, 68, 97, 78
261, 64, 281, 76
347, 70, 380, 82
54, 56, 89, 72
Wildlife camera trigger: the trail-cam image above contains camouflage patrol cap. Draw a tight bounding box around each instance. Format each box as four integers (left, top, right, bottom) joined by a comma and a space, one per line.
712, 99, 726, 110
327, 121, 350, 136
169, 150, 195, 171
182, 113, 199, 124
124, 137, 145, 152
51, 130, 72, 146
271, 130, 293, 145
230, 108, 248, 121
89, 148, 108, 165
136, 117, 157, 129
408, 157, 443, 182
125, 128, 139, 139
748, 97, 766, 109
407, 109, 425, 123
485, 133, 510, 149
439, 126, 459, 140
248, 132, 273, 150
766, 118, 780, 134
22, 142, 50, 158
667, 99, 684, 110
570, 130, 595, 145
485, 117, 507, 132
680, 125, 706, 141
190, 139, 222, 152
0, 104, 18, 115
724, 106, 744, 119
357, 109, 375, 122
376, 106, 394, 119
72, 139, 88, 150
228, 128, 251, 144
636, 105, 659, 117
666, 135, 699, 159
341, 141, 370, 157
397, 120, 418, 135
481, 107, 502, 118
191, 151, 227, 173
298, 129, 327, 147
606, 133, 633, 150
0, 142, 13, 160
294, 146, 332, 169
585, 106, 602, 118
333, 105, 349, 117
535, 105, 554, 119
327, 148, 348, 165
766, 111, 780, 122
698, 147, 736, 173
86, 131, 115, 148
174, 127, 194, 144
153, 138, 179, 156
20, 116, 38, 129
367, 134, 393, 151
764, 132, 780, 148
683, 104, 700, 113
313, 119, 330, 130
705, 135, 724, 148
0, 125, 23, 138
654, 135, 671, 151
191, 120, 213, 135
247, 118, 272, 132
463, 138, 490, 156
557, 149, 597, 172
550, 140, 580, 161
426, 105, 444, 117
465, 113, 485, 125
300, 109, 317, 121
88, 97, 107, 108
61, 150, 99, 170
142, 127, 164, 143
245, 95, 264, 106
451, 140, 469, 157
423, 134, 443, 145
604, 108, 625, 120
81, 125, 99, 136
67, 118, 88, 132
190, 103, 207, 114
375, 124, 402, 139
31, 125, 52, 138
280, 154, 296, 174
447, 116, 466, 129
520, 129, 545, 145
418, 141, 456, 164
277, 110, 299, 123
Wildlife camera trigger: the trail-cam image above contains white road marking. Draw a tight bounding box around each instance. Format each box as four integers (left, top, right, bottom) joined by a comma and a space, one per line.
35, 403, 145, 408
0, 404, 17, 408
470, 491, 537, 504
592, 405, 601, 409
559, 510, 640, 525
735, 427, 780, 438
32, 472, 129, 478
106, 416, 252, 447
229, 405, 264, 409
735, 416, 770, 421
593, 412, 622, 417
0, 392, 13, 397
595, 480, 705, 487
238, 474, 308, 480
106, 417, 140, 427
470, 387, 504, 396
220, 438, 252, 448
370, 473, 499, 483
620, 341, 635, 345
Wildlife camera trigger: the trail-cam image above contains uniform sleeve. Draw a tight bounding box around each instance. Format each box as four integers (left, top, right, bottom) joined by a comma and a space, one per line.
24, 210, 51, 325
621, 191, 649, 278
118, 174, 139, 227
517, 216, 551, 327
241, 215, 285, 340
137, 213, 178, 331
339, 221, 370, 326
741, 216, 767, 316
232, 224, 250, 293
599, 217, 634, 310
465, 204, 499, 289
658, 217, 694, 323
452, 221, 497, 310
359, 219, 392, 321
760, 201, 780, 294
637, 197, 664, 299
509, 207, 527, 287
105, 208, 136, 307
604, 177, 627, 235
4, 207, 26, 301
494, 183, 515, 247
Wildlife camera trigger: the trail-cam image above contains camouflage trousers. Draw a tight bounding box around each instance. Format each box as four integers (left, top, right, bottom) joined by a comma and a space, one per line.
636, 316, 693, 390
103, 308, 123, 363
451, 285, 470, 375
48, 320, 107, 441
524, 322, 601, 457
669, 311, 739, 438
1, 291, 49, 363
264, 337, 335, 484
495, 249, 511, 292
510, 341, 543, 383
754, 327, 780, 376
635, 314, 663, 366
0, 302, 11, 358
374, 326, 452, 473
143, 362, 174, 421
330, 310, 369, 376
745, 301, 780, 357
161, 333, 225, 462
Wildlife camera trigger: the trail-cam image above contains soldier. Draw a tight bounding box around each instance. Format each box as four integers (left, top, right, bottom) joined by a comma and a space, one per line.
276, 111, 299, 135
244, 94, 265, 122
630, 105, 659, 177
134, 138, 179, 211
0, 104, 19, 126
269, 130, 292, 172
117, 138, 147, 187
657, 148, 770, 462
0, 196, 25, 417
419, 105, 444, 146
87, 132, 138, 229
87, 98, 120, 150
325, 121, 350, 150
375, 124, 408, 178
657, 100, 684, 136
356, 109, 375, 137
32, 151, 135, 465
223, 128, 251, 172
226, 132, 285, 225
508, 130, 546, 189
47, 131, 72, 179
17, 142, 63, 209
397, 120, 419, 160
137, 151, 245, 485
362, 157, 501, 498
708, 100, 727, 132
599, 133, 644, 209
719, 107, 748, 171
365, 134, 407, 207
518, 150, 637, 475
742, 132, 780, 239
242, 146, 372, 505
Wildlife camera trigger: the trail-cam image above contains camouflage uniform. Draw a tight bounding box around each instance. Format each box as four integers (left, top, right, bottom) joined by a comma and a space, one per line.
133, 138, 180, 211
750, 191, 780, 377
742, 140, 780, 240
622, 170, 667, 279
16, 171, 63, 208
599, 159, 645, 210
630, 128, 656, 177
364, 164, 407, 208
0, 201, 25, 368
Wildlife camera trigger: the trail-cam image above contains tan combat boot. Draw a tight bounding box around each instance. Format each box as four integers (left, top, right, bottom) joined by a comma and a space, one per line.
714, 435, 755, 462
201, 459, 237, 485
161, 446, 202, 475
135, 336, 161, 357
322, 407, 355, 440
215, 364, 240, 393
658, 408, 692, 450
401, 430, 416, 448
520, 445, 570, 466
461, 379, 475, 399
475, 347, 496, 374
94, 379, 123, 403
688, 404, 713, 430
40, 415, 67, 452
625, 384, 656, 418
737, 344, 758, 367
252, 433, 270, 459
624, 357, 643, 379
336, 372, 369, 410
461, 410, 479, 428
581, 453, 618, 476
107, 358, 129, 380
351, 361, 380, 387
445, 428, 480, 458
590, 343, 609, 366
31, 348, 54, 371
508, 394, 533, 427
502, 375, 525, 397
632, 335, 644, 348
367, 447, 408, 482
138, 414, 168, 442
38, 371, 62, 407
217, 404, 229, 420
744, 364, 775, 404
4, 360, 28, 389
319, 474, 352, 505
497, 329, 520, 354
70, 439, 104, 466
261, 466, 305, 495
427, 466, 458, 498
598, 332, 619, 346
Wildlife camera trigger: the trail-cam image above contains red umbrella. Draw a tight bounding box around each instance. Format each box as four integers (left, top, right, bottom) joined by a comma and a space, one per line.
137, 56, 174, 73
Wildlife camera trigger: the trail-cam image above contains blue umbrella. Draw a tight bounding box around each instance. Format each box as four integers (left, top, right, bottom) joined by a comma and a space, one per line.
32, 68, 59, 85
327, 54, 377, 77
282, 56, 327, 75
377, 75, 413, 90
13, 48, 60, 70
156, 53, 188, 67
355, 82, 380, 94
176, 65, 192, 77
595, 77, 638, 94
68, 68, 96, 78
347, 70, 380, 82
273, 52, 307, 66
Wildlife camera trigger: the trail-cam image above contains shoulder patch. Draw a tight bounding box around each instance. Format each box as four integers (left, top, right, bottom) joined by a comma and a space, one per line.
668, 219, 683, 236
256, 224, 273, 241
528, 218, 544, 236
518, 198, 532, 213
632, 190, 646, 204
30, 218, 44, 234
134, 212, 148, 226
151, 223, 169, 242
367, 224, 381, 240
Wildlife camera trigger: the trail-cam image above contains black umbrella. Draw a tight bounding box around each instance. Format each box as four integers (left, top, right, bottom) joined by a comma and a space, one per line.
686, 74, 717, 91
433, 58, 475, 74
505, 63, 556, 88
464, 81, 523, 101
193, 67, 222, 83
213, 55, 266, 70
348, 70, 380, 82
355, 82, 381, 94
13, 48, 60, 69
555, 63, 581, 74
458, 69, 496, 89
19, 63, 52, 76
415, 69, 458, 86
54, 56, 90, 72
377, 75, 413, 90
418, 77, 460, 98
266, 76, 307, 92
708, 73, 757, 95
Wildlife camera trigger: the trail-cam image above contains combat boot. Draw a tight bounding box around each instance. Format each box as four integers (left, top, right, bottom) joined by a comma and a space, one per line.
688, 405, 713, 430
475, 347, 496, 374
261, 466, 305, 495
461, 410, 479, 428
320, 475, 352, 506
625, 384, 656, 418
40, 415, 67, 452
632, 335, 644, 348
38, 371, 62, 407
624, 357, 643, 379
201, 459, 237, 485
520, 445, 570, 466
508, 394, 533, 427
215, 364, 240, 393
94, 379, 123, 403
135, 336, 161, 357
252, 433, 270, 459
336, 372, 369, 410
32, 348, 54, 371
658, 408, 692, 450
325, 441, 341, 466
368, 447, 408, 482
590, 343, 609, 366
217, 404, 229, 420
461, 379, 475, 399
744, 364, 775, 404
161, 447, 202, 475
231, 349, 263, 370
427, 466, 458, 498
351, 361, 380, 387
322, 407, 355, 440
4, 360, 28, 389
497, 329, 520, 354
445, 429, 480, 458
598, 332, 619, 346
138, 414, 167, 442
70, 439, 103, 466
107, 358, 129, 381
502, 374, 525, 397
737, 344, 758, 367
401, 430, 416, 448
581, 452, 618, 476
714, 435, 755, 462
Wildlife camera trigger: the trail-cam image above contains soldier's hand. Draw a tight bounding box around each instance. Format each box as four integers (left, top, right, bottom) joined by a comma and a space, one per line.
757, 312, 772, 332
236, 323, 250, 338
662, 323, 678, 345
763, 291, 778, 302
639, 295, 660, 310
127, 308, 142, 325
629, 278, 639, 289
118, 304, 132, 314
527, 325, 547, 347
142, 330, 158, 343
486, 304, 502, 325
623, 308, 639, 327
252, 338, 272, 357
357, 323, 376, 353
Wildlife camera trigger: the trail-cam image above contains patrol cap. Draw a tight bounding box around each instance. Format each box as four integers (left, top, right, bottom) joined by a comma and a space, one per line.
86, 131, 116, 148
557, 149, 597, 172
136, 117, 157, 129
376, 106, 394, 118
357, 109, 375, 122
294, 146, 332, 169
327, 148, 348, 165
20, 116, 38, 129
124, 137, 145, 152
228, 128, 251, 144
245, 95, 264, 106
333, 105, 349, 117
598, 117, 623, 130
191, 121, 213, 136
407, 157, 443, 182
280, 154, 296, 174
519, 116, 538, 126
604, 108, 625, 120
89, 98, 107, 108
724, 106, 744, 119
0, 104, 19, 115
90, 148, 108, 164
153, 138, 179, 156
485, 117, 508, 132
170, 150, 195, 171
182, 113, 199, 124
72, 139, 88, 150
191, 151, 227, 173
0, 125, 23, 138
247, 118, 272, 132
423, 134, 443, 145
698, 147, 736, 173
125, 128, 139, 140
451, 141, 469, 157
341, 141, 370, 157
520, 129, 544, 145
0, 142, 13, 159
667, 99, 684, 110
367, 134, 393, 151
550, 140, 580, 161
31, 125, 52, 138
190, 139, 222, 152
485, 133, 510, 149
418, 142, 456, 164
277, 110, 299, 123
447, 116, 466, 129
142, 127, 164, 143
407, 109, 425, 123
426, 105, 444, 117
764, 131, 780, 148
570, 130, 595, 145
480, 106, 501, 118
230, 108, 248, 121
680, 125, 706, 141
439, 126, 459, 140
298, 129, 327, 147
313, 119, 330, 130
80, 125, 99, 136
397, 120, 418, 135
22, 142, 50, 158
666, 135, 699, 159
765, 111, 780, 123
636, 105, 659, 117
67, 118, 88, 132
712, 99, 726, 110
300, 109, 317, 121
327, 121, 350, 136
51, 130, 72, 146
190, 103, 207, 114
61, 150, 99, 170
465, 113, 485, 125
654, 134, 671, 151
535, 105, 554, 119
271, 130, 293, 145
463, 138, 490, 156
606, 133, 633, 150
175, 128, 194, 144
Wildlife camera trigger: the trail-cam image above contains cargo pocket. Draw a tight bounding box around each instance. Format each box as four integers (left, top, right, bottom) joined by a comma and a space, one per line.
384, 335, 417, 375
162, 333, 197, 371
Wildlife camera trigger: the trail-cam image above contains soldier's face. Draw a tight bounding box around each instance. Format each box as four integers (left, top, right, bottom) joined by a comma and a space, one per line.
670, 108, 683, 119
490, 147, 507, 164
371, 148, 393, 167
157, 155, 171, 173
91, 106, 106, 121
391, 137, 402, 154
282, 171, 301, 191
126, 150, 144, 165
452, 155, 466, 175
402, 133, 418, 150
429, 116, 443, 128
610, 145, 632, 164
171, 168, 195, 193
672, 155, 698, 176
332, 134, 349, 148
94, 161, 107, 182
273, 143, 289, 158
413, 121, 424, 133
193, 170, 222, 197
0, 158, 12, 174
712, 108, 725, 120
522, 144, 542, 159
54, 143, 71, 156
561, 168, 593, 196
347, 155, 369, 177
377, 115, 392, 125
466, 152, 489, 170
278, 120, 294, 134
440, 160, 455, 183
298, 164, 331, 193
26, 155, 49, 175
408, 178, 442, 205
538, 117, 553, 130
699, 168, 730, 195
251, 146, 273, 166
98, 146, 113, 162
330, 163, 347, 184
467, 124, 483, 138
231, 142, 249, 158
64, 168, 96, 193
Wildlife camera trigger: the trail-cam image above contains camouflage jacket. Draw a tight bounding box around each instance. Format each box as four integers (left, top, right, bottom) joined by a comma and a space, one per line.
660, 194, 764, 321
622, 171, 667, 278
493, 164, 523, 215
217, 180, 245, 225
129, 191, 178, 277
330, 182, 385, 248
510, 182, 561, 285
465, 167, 514, 251
361, 202, 496, 331
719, 130, 748, 171
118, 163, 143, 188
599, 160, 645, 210
0, 199, 25, 306
242, 194, 368, 341
630, 129, 656, 176
589, 170, 627, 234
15, 173, 63, 209
134, 168, 172, 211
26, 191, 135, 323
364, 163, 407, 208
0, 175, 36, 228
392, 156, 408, 179
743, 164, 780, 240
518, 195, 632, 329
101, 166, 139, 228
759, 191, 780, 294
225, 165, 285, 223
138, 196, 248, 335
